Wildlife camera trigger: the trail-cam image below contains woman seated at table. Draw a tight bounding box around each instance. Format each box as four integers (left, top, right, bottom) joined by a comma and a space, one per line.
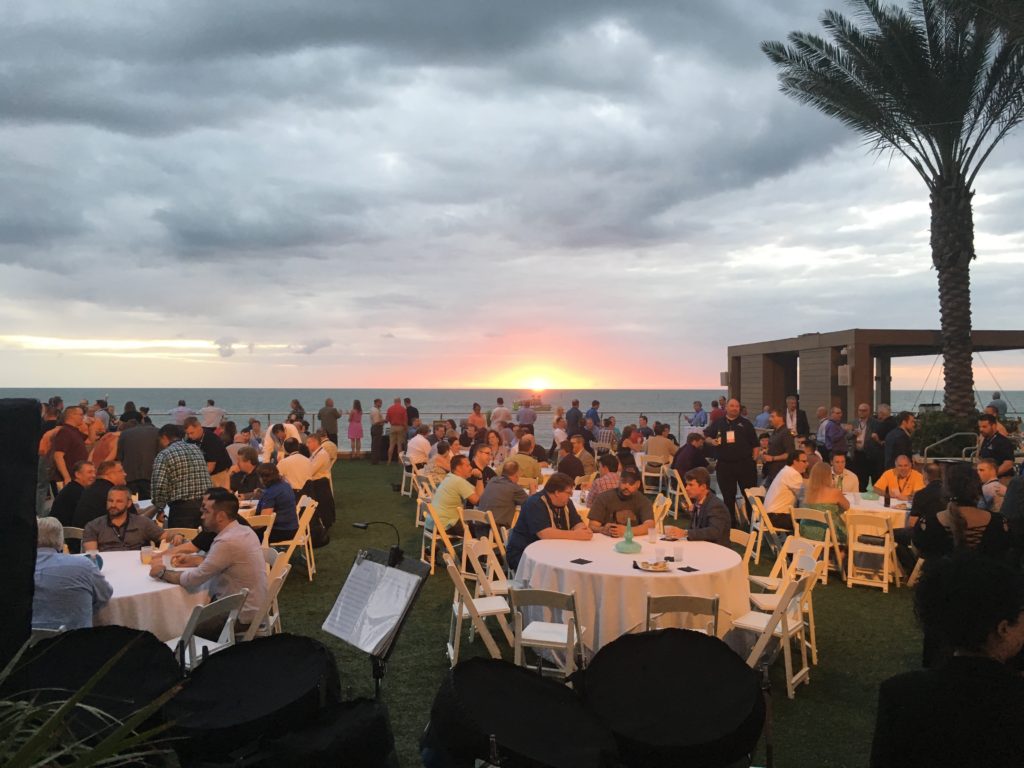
913, 462, 1009, 561
485, 429, 508, 467
505, 473, 592, 572
798, 461, 850, 544
615, 427, 642, 470
255, 463, 299, 543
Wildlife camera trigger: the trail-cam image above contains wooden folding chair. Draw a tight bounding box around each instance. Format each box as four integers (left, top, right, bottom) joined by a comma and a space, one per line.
164, 527, 201, 542
244, 514, 276, 548
749, 536, 824, 593
271, 496, 318, 581
745, 488, 782, 565
729, 527, 757, 571
640, 455, 670, 494
667, 469, 692, 519
750, 554, 824, 665
444, 553, 510, 666
846, 513, 901, 593
240, 565, 291, 641
421, 503, 462, 576
646, 593, 720, 635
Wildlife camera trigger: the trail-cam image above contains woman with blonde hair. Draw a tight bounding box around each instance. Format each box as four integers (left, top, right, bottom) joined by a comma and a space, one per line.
799, 460, 850, 543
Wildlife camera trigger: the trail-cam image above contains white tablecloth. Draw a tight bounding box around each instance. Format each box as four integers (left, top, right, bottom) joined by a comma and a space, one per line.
93, 551, 209, 641
844, 493, 910, 529
515, 536, 749, 652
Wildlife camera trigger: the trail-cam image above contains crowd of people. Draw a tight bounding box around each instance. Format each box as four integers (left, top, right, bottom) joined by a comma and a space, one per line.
31, 395, 344, 633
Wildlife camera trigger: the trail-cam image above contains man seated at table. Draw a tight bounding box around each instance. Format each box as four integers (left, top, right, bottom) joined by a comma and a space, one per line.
831, 453, 860, 493
506, 473, 593, 572
763, 451, 808, 530
50, 459, 95, 528
254, 463, 299, 543
149, 488, 268, 636
33, 516, 113, 630
587, 467, 654, 537
555, 440, 584, 481
469, 443, 498, 484
645, 423, 678, 461
586, 454, 622, 506
277, 438, 312, 493
429, 455, 484, 536
477, 460, 529, 529
570, 434, 596, 477
229, 446, 261, 496
509, 435, 542, 481
72, 459, 129, 528
671, 432, 708, 479
874, 455, 926, 501
83, 486, 164, 552
664, 468, 731, 547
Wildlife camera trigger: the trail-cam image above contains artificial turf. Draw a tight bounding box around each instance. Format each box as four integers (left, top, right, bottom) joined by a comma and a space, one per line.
277, 459, 921, 767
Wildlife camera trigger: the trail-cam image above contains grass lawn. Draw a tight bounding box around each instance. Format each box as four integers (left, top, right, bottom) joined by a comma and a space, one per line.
278, 459, 922, 767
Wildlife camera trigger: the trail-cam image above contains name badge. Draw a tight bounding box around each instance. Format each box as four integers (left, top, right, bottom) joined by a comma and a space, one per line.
725, 430, 736, 444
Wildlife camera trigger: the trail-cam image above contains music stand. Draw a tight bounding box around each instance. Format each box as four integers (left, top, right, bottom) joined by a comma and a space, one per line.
322, 547, 429, 696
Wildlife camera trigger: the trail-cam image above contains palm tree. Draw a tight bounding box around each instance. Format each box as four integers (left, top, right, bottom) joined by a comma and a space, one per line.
762, 0, 1024, 417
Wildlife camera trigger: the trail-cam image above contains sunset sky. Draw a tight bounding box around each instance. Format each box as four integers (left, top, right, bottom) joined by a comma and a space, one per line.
2, 1, 1022, 390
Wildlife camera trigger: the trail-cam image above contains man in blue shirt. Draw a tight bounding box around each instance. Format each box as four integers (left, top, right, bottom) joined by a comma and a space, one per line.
585, 401, 601, 426
565, 399, 583, 436
33, 517, 112, 629
753, 406, 772, 430
688, 401, 708, 428
506, 473, 592, 572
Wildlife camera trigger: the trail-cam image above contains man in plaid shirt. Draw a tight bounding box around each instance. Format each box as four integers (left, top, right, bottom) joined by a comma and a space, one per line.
585, 454, 622, 506
152, 424, 211, 528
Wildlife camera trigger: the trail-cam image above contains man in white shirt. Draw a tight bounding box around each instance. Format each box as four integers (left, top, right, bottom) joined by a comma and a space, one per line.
406, 425, 432, 469
199, 399, 226, 429
169, 400, 196, 425
277, 438, 312, 492
490, 397, 512, 427
764, 451, 807, 529
830, 453, 860, 493
552, 417, 568, 450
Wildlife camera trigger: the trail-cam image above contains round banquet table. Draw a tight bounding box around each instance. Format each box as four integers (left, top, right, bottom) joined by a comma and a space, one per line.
93, 551, 209, 641
515, 536, 750, 652
844, 492, 910, 529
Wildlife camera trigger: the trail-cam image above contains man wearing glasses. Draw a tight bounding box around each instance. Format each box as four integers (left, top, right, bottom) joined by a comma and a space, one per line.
763, 451, 807, 530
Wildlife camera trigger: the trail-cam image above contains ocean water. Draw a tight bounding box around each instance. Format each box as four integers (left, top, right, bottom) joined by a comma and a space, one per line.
5, 387, 1021, 448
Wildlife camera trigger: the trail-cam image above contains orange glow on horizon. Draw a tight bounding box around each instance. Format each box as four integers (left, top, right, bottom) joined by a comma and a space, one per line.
478, 364, 595, 391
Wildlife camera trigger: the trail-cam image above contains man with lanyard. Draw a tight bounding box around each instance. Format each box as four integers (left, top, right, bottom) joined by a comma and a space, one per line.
506, 472, 592, 572
760, 408, 794, 487
874, 455, 926, 501
704, 398, 759, 526
852, 402, 883, 490
783, 395, 810, 438
978, 413, 1016, 480
369, 398, 385, 465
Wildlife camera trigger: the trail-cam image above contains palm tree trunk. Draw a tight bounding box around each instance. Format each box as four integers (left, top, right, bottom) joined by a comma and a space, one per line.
930, 179, 976, 417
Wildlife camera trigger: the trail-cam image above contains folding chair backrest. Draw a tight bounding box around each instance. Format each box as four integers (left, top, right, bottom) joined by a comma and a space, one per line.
791, 507, 829, 528
729, 528, 756, 568
748, 495, 776, 533
463, 537, 510, 597
241, 565, 291, 641
245, 514, 276, 548
480, 509, 507, 558
745, 486, 766, 500
509, 587, 576, 614
164, 527, 201, 542
427, 503, 460, 563
646, 593, 720, 634
671, 470, 693, 509
175, 589, 249, 668
652, 494, 671, 529
846, 512, 889, 537
746, 574, 814, 668
62, 526, 84, 553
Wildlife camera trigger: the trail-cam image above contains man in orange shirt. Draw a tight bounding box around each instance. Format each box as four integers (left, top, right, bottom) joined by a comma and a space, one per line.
386, 397, 409, 464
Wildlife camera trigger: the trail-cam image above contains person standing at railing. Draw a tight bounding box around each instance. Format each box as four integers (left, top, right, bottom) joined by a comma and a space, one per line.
317, 398, 341, 445
347, 399, 364, 458
369, 399, 384, 465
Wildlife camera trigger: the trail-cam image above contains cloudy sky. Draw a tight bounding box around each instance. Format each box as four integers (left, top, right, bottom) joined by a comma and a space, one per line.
2, 0, 1022, 390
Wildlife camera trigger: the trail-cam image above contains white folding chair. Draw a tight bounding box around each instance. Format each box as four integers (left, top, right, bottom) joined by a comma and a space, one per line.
399, 451, 415, 496
240, 565, 291, 641
509, 587, 585, 681
667, 469, 693, 519
745, 488, 783, 565
749, 554, 823, 665
846, 513, 900, 592
791, 507, 845, 584
729, 527, 757, 572
412, 473, 435, 528
640, 455, 670, 494
27, 626, 66, 647
651, 493, 671, 533
749, 536, 824, 593
444, 553, 510, 666
271, 496, 318, 581
165, 589, 249, 671
906, 554, 926, 587
736, 573, 815, 698
645, 593, 720, 635
244, 514, 276, 549
164, 527, 201, 542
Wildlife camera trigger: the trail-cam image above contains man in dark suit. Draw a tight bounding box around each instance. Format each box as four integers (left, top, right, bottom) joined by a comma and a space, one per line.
565, 399, 583, 436
784, 395, 810, 438
884, 411, 916, 470
50, 460, 95, 527
851, 402, 884, 489
666, 467, 731, 547
116, 419, 160, 499
870, 555, 1024, 767
72, 460, 128, 528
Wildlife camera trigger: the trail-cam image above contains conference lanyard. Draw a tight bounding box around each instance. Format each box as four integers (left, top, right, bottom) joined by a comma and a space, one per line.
542, 496, 571, 530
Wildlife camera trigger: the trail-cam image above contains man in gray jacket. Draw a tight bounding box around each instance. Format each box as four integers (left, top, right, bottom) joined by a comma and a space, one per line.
666, 467, 731, 547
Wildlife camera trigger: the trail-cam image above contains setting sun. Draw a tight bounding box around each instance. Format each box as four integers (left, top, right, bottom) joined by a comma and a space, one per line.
479, 364, 593, 391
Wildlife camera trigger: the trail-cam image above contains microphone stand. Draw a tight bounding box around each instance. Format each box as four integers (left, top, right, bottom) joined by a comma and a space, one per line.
352, 521, 403, 567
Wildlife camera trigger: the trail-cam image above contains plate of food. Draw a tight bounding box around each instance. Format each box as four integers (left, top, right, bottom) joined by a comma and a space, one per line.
636, 560, 670, 572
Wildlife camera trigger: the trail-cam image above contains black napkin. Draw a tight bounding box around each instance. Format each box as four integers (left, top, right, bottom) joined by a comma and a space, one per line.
570, 558, 592, 565
677, 565, 699, 572
660, 536, 679, 542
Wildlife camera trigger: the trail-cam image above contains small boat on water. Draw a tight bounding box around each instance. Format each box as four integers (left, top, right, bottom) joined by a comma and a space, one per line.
513, 395, 552, 412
